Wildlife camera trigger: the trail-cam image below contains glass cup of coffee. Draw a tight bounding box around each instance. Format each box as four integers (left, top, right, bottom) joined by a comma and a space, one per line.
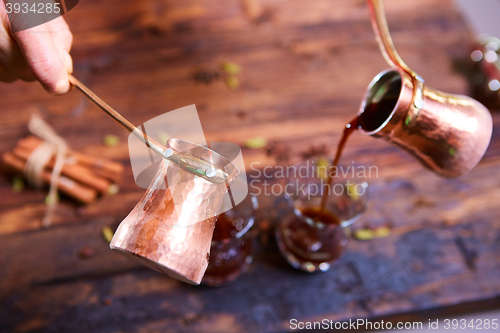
275, 159, 369, 272
202, 195, 258, 286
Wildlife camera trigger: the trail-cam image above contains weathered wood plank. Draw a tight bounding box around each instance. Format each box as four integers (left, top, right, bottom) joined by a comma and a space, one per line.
0, 0, 499, 332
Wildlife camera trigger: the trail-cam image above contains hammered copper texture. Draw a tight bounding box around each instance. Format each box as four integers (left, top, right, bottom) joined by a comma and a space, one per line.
110, 158, 228, 284
362, 69, 493, 178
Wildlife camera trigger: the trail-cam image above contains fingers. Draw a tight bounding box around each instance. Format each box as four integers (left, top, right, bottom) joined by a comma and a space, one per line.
47, 18, 73, 74
0, 8, 74, 93
0, 12, 35, 82
47, 17, 73, 53
13, 20, 72, 94
0, 22, 19, 82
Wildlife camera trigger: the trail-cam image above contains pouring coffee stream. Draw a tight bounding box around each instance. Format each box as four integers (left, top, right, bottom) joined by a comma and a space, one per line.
320, 0, 493, 211
319, 97, 397, 211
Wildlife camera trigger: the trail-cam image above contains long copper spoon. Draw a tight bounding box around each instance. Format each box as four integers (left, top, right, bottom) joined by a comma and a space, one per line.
68, 74, 229, 183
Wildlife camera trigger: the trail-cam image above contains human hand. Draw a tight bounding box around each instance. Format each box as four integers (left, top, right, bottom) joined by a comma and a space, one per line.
0, 3, 73, 94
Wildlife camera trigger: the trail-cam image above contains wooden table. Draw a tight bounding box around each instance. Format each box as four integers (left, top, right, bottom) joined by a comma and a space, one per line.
1, 0, 499, 332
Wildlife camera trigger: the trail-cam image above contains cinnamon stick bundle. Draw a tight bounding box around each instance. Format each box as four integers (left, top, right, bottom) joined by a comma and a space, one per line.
2, 152, 98, 204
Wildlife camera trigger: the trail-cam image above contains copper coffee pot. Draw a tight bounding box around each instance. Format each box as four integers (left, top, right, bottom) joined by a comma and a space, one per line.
361, 0, 493, 178
67, 76, 240, 284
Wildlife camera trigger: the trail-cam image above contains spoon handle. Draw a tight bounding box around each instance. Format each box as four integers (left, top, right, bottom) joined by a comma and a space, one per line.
68, 74, 229, 183
68, 74, 166, 158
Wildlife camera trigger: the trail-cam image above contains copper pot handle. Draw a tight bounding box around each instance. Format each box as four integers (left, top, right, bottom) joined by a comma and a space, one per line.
367, 0, 425, 109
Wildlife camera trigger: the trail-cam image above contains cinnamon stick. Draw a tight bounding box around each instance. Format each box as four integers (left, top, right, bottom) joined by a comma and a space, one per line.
18, 136, 124, 182
71, 151, 124, 182
12, 145, 112, 194
1, 152, 97, 204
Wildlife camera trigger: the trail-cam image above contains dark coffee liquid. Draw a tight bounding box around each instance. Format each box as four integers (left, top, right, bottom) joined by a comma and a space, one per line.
357, 89, 400, 132
319, 84, 400, 210
211, 212, 236, 242
204, 213, 252, 286
300, 207, 340, 225
319, 118, 358, 210
278, 73, 402, 270
277, 207, 345, 265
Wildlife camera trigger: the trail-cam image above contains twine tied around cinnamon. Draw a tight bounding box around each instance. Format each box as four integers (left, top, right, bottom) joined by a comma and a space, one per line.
24, 114, 68, 227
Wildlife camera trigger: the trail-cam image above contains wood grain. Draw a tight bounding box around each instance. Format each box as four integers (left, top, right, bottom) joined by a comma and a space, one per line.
0, 0, 499, 332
